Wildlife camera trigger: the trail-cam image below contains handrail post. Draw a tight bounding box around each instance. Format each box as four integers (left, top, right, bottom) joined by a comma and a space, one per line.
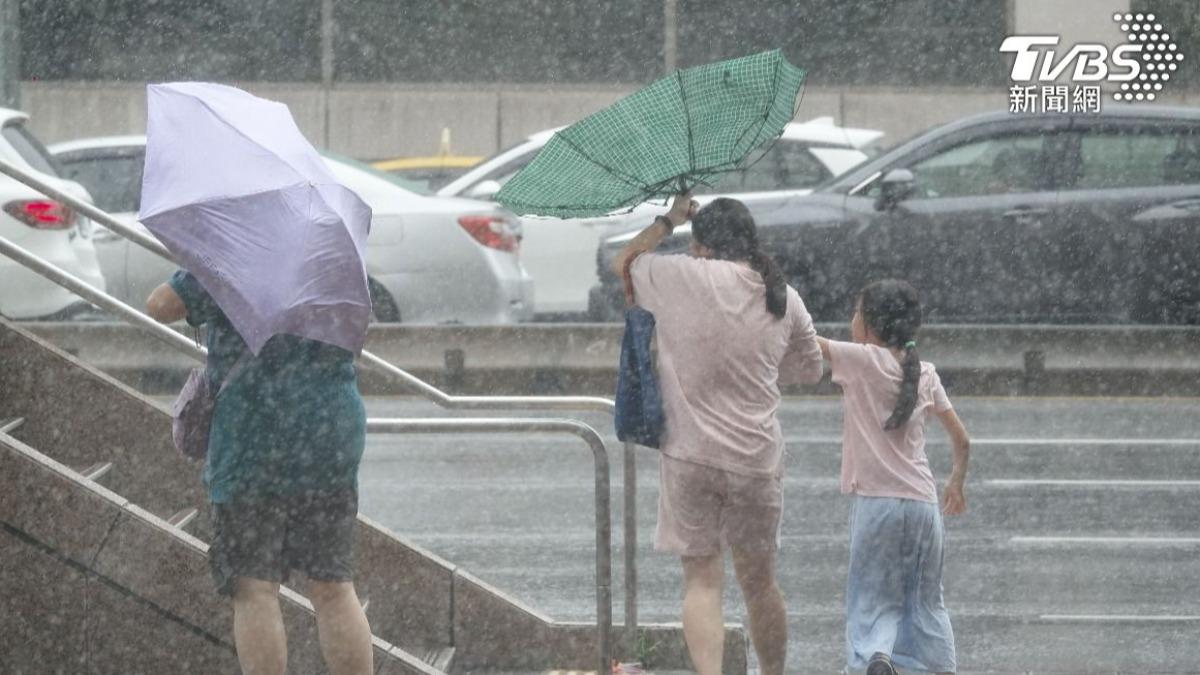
366, 417, 612, 673
623, 440, 637, 639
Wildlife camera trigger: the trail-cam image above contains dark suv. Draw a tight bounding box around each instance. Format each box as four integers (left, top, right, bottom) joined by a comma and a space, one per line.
591, 106, 1200, 324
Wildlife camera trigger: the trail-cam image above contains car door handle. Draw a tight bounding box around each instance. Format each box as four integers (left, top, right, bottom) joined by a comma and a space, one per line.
1002, 207, 1050, 219
1167, 198, 1200, 212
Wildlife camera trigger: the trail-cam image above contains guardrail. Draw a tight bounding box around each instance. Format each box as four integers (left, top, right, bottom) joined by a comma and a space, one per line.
0, 157, 641, 664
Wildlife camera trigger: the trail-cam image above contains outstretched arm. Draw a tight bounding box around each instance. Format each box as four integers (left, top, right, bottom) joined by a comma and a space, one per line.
937, 408, 970, 515
816, 336, 832, 360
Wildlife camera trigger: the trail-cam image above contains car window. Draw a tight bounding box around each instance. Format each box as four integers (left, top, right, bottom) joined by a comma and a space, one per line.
58, 154, 144, 213
321, 150, 431, 195
900, 134, 1051, 199
2, 123, 61, 176
702, 142, 832, 194
1071, 127, 1200, 190
468, 155, 534, 194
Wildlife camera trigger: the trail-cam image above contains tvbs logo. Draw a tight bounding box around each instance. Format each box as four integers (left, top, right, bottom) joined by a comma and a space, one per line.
1001, 12, 1182, 104
1000, 36, 1142, 82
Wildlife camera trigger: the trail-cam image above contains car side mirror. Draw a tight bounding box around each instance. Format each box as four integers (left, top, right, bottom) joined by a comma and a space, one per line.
875, 168, 915, 211
467, 180, 502, 200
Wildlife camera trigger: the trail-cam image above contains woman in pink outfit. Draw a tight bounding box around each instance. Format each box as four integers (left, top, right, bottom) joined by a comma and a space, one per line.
816, 280, 971, 675
613, 194, 824, 675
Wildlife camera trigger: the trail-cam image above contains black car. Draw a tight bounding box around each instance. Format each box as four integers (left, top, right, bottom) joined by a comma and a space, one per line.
591, 106, 1200, 325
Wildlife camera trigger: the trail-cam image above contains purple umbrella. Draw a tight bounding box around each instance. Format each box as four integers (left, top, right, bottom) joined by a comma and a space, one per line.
139, 82, 372, 355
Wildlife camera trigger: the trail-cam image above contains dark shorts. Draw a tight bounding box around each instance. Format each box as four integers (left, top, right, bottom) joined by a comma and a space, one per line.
209, 489, 359, 596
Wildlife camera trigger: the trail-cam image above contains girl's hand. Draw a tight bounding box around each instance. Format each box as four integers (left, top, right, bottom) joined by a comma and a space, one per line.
666, 191, 698, 227
941, 480, 967, 516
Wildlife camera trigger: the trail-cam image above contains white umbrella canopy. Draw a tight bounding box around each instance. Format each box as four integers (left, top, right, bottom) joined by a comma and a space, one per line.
139, 82, 373, 355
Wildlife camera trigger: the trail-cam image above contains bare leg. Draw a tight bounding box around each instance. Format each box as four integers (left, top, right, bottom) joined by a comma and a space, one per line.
232, 578, 287, 675
731, 548, 787, 675
308, 580, 374, 675
681, 554, 725, 675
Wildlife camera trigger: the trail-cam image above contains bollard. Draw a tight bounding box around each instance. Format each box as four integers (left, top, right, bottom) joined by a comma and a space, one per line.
1023, 349, 1045, 395
444, 348, 465, 390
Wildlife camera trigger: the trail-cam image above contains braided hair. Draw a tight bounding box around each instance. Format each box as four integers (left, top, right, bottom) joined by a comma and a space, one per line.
858, 280, 923, 430
690, 198, 788, 319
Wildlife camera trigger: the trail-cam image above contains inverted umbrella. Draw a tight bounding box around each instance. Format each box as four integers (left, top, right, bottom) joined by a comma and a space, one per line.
495, 49, 805, 218
139, 82, 373, 355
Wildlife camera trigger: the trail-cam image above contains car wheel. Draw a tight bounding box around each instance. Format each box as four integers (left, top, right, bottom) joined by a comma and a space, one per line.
368, 278, 401, 323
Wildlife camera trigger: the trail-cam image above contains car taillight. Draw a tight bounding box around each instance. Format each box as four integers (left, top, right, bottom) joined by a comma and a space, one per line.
4, 200, 77, 230
457, 215, 519, 252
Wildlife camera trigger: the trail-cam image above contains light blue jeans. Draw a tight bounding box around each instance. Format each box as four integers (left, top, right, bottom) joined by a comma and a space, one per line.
845, 495, 956, 673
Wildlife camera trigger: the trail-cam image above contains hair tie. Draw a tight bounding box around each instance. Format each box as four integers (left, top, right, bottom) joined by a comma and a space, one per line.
904, 340, 917, 350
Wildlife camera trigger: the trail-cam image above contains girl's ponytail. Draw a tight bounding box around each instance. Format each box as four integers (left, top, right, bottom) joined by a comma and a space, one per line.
749, 248, 788, 319
859, 280, 924, 430
884, 340, 921, 430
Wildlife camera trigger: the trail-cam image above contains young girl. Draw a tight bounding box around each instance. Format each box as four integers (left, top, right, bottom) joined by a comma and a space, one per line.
817, 280, 970, 675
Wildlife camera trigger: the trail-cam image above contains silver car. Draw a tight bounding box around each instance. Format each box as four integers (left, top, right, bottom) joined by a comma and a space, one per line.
49, 136, 534, 324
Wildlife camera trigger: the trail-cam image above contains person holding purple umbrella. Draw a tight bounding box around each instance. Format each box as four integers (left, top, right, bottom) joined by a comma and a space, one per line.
143, 82, 374, 675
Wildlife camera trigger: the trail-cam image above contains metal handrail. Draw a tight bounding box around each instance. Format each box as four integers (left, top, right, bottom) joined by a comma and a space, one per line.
366, 417, 610, 673
0, 232, 613, 669
0, 156, 642, 633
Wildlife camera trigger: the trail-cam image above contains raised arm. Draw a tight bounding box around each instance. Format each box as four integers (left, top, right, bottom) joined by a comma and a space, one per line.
610, 192, 697, 278
936, 408, 970, 515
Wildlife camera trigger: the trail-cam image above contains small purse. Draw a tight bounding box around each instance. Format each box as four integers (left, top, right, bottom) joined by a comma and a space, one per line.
614, 253, 664, 448
171, 350, 251, 460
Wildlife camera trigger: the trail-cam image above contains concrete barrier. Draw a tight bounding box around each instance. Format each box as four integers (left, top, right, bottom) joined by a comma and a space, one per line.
18, 321, 1200, 397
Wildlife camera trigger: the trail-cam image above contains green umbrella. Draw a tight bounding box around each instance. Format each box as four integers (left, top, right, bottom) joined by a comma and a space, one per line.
496, 49, 806, 218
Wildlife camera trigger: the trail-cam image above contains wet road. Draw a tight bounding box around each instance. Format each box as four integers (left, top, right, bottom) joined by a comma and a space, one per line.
358, 397, 1200, 673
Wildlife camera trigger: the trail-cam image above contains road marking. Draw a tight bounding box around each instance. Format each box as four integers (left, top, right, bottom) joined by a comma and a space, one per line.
988, 479, 1200, 487
1011, 536, 1200, 546
1040, 614, 1200, 623
787, 436, 1200, 446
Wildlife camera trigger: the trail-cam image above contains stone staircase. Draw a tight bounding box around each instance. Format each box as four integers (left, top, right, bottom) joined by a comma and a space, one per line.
0, 317, 747, 673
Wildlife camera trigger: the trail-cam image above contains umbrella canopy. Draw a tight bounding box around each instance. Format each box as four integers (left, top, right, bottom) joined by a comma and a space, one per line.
139, 82, 372, 355
495, 50, 806, 218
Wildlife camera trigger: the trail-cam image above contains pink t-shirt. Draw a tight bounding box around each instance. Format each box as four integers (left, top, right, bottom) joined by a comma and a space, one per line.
629, 253, 823, 477
827, 340, 953, 503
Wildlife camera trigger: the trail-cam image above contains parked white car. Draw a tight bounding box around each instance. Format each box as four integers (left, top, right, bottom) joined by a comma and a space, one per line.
49, 136, 534, 324
0, 109, 106, 319
438, 117, 884, 317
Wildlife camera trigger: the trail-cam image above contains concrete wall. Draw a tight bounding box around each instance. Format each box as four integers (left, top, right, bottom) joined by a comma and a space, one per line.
20, 80, 1016, 159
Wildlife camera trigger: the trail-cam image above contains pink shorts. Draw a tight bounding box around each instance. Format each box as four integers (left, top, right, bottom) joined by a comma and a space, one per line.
654, 454, 783, 557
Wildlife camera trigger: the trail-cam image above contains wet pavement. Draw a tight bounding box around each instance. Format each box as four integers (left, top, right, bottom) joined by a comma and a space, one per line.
358, 397, 1200, 673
